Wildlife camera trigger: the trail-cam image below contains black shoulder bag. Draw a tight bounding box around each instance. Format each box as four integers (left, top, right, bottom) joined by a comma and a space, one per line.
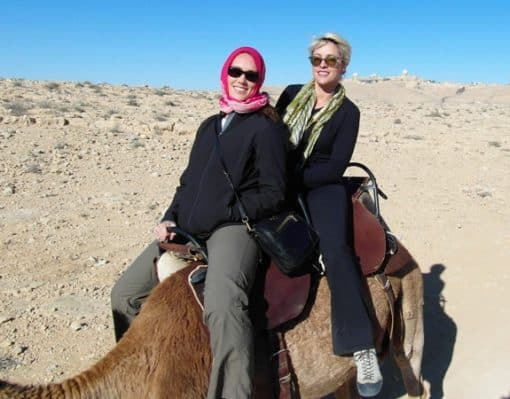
214, 133, 319, 277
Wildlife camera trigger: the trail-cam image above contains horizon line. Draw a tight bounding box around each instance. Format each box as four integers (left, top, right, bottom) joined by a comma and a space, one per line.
1, 74, 509, 91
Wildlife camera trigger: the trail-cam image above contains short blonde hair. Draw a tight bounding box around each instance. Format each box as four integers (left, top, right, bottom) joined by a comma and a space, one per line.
309, 33, 352, 68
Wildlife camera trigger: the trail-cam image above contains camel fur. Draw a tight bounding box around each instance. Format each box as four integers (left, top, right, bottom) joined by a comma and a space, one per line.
0, 241, 426, 399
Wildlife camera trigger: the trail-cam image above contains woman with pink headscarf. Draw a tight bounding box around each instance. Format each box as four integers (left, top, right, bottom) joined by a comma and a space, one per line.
111, 47, 287, 398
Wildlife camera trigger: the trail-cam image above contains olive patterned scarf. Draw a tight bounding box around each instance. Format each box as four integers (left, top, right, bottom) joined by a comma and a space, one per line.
283, 81, 345, 159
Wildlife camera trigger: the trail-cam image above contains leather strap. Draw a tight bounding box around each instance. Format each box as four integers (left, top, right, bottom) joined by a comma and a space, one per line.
158, 242, 204, 261
374, 273, 396, 339
271, 331, 293, 399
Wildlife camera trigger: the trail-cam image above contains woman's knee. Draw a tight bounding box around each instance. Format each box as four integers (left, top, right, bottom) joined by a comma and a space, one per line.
205, 286, 248, 312
110, 276, 145, 316
204, 302, 251, 338
204, 282, 250, 320
111, 289, 146, 319
110, 280, 130, 313
110, 242, 159, 311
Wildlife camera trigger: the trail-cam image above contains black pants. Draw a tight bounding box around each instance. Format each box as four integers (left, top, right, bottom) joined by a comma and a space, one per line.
306, 183, 373, 355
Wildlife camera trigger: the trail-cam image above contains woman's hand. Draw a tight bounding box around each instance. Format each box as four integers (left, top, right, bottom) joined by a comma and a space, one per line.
154, 220, 177, 242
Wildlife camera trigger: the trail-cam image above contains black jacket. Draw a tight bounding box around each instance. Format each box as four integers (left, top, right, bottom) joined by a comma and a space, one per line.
275, 84, 360, 191
163, 111, 287, 238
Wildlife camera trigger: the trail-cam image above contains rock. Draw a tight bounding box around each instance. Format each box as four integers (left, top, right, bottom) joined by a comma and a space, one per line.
93, 258, 108, 267
70, 320, 88, 331
0, 315, 15, 324
476, 189, 493, 198
15, 345, 28, 355
56, 117, 70, 126
2, 116, 18, 124
0, 340, 14, 349
0, 356, 17, 369
129, 139, 145, 149
24, 163, 42, 174
2, 185, 15, 195
21, 115, 36, 125
1, 129, 13, 139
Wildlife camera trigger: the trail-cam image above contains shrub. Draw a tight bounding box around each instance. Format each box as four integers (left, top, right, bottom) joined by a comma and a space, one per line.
6, 101, 32, 116
45, 82, 60, 91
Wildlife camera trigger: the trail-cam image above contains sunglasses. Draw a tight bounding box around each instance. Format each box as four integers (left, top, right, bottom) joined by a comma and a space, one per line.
309, 55, 341, 68
227, 66, 260, 83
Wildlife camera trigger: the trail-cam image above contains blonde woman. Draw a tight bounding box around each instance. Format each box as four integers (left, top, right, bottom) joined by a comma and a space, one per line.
276, 33, 383, 397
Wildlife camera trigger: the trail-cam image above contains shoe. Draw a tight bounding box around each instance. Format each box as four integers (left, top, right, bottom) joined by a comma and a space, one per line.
353, 348, 383, 397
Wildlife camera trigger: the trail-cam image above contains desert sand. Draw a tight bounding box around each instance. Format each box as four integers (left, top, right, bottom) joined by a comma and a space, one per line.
0, 75, 509, 398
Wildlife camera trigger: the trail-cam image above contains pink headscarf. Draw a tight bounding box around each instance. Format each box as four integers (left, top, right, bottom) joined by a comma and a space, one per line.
219, 46, 269, 114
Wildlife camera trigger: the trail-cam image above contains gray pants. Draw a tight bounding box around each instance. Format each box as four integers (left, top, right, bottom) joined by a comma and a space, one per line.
204, 225, 259, 399
110, 240, 160, 341
110, 225, 259, 399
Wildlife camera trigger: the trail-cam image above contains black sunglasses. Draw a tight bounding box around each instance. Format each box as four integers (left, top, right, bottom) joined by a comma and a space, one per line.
309, 55, 341, 68
227, 66, 260, 83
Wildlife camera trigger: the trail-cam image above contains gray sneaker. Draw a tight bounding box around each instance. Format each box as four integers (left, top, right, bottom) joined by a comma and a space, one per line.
353, 348, 383, 397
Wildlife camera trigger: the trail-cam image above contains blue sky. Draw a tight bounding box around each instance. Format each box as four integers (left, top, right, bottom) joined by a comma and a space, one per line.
1, 1, 509, 89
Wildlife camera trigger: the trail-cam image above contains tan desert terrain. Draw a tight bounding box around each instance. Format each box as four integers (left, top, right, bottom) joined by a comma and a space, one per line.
0, 76, 509, 398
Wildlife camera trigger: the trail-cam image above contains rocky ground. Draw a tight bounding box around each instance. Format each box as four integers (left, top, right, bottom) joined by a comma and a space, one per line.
0, 76, 509, 398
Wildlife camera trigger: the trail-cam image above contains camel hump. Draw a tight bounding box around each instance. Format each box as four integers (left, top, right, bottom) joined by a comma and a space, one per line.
156, 242, 207, 283
156, 251, 189, 281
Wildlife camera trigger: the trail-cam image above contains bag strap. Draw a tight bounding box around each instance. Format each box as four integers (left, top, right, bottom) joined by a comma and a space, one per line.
213, 129, 253, 231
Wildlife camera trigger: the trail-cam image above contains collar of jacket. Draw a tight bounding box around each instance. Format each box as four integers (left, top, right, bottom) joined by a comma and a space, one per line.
216, 112, 253, 136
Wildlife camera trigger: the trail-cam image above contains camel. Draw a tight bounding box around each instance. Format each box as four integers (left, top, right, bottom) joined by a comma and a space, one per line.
0, 237, 425, 399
